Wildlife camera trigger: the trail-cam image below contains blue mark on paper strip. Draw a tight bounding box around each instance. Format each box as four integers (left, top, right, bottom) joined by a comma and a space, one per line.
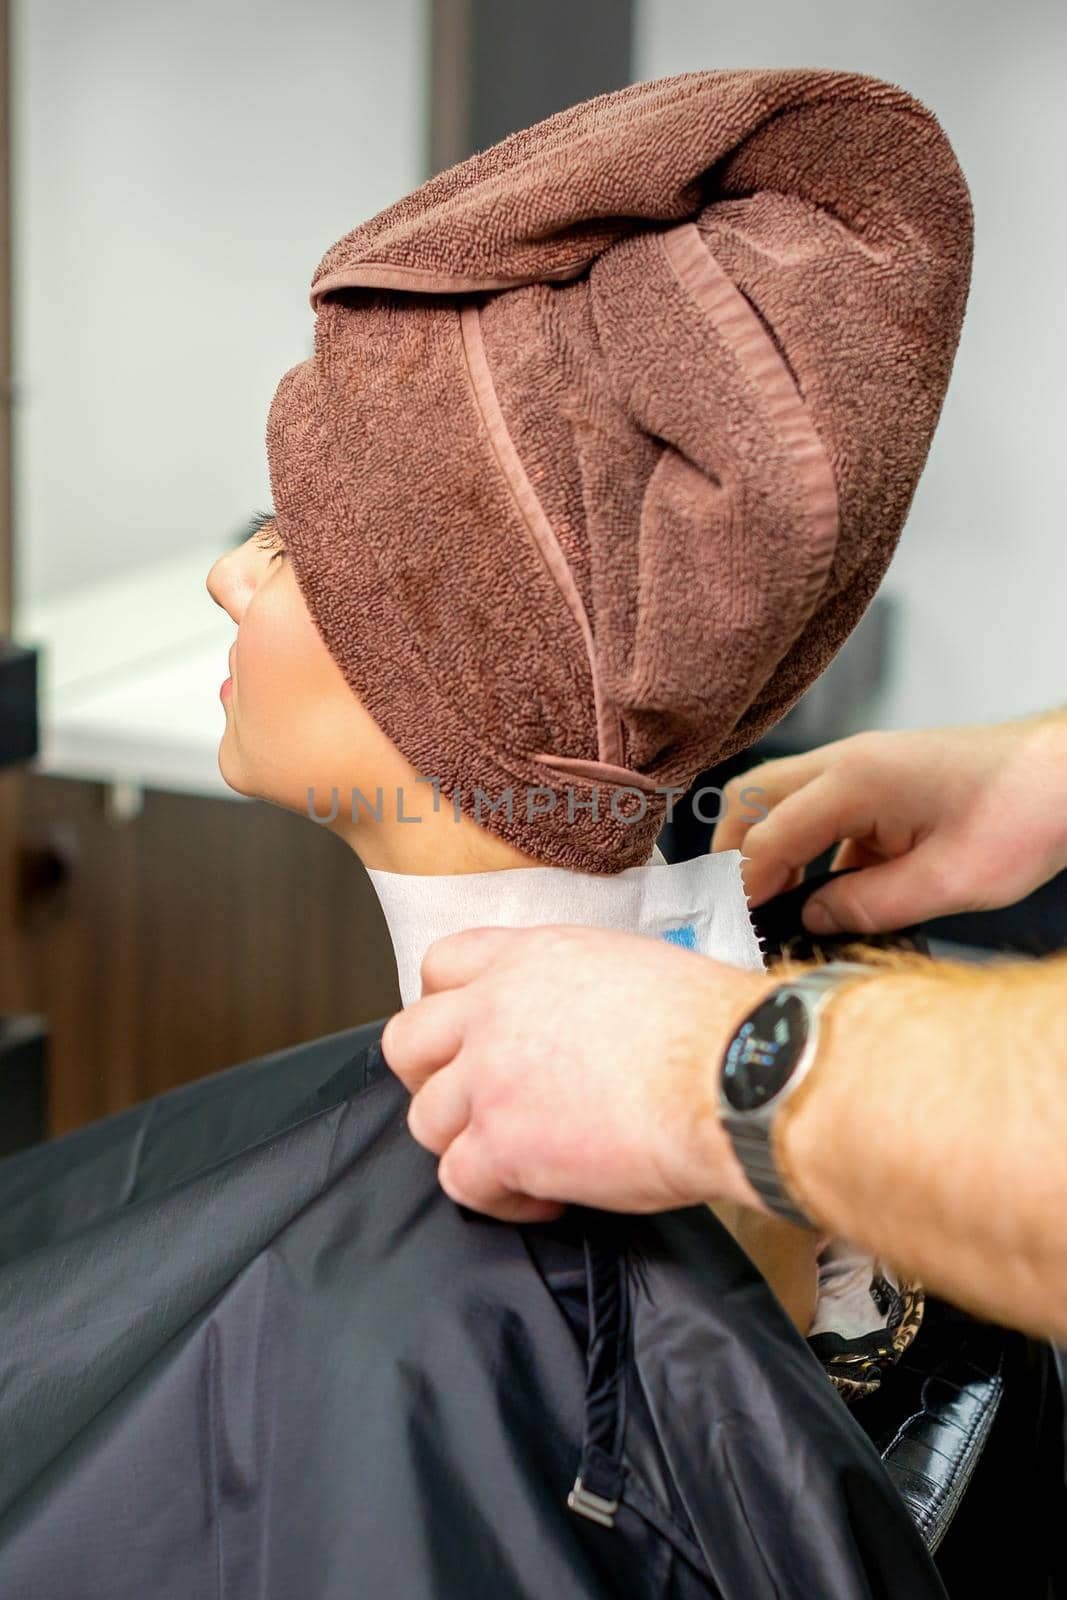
660, 922, 698, 951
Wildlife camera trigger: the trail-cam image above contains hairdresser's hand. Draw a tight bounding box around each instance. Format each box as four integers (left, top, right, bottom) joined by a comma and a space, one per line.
381, 925, 777, 1223
712, 708, 1067, 935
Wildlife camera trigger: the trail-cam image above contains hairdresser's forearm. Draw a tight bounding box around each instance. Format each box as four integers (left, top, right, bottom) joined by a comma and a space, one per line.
772, 953, 1067, 1341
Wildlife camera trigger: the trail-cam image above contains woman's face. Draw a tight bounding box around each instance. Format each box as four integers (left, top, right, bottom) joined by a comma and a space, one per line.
206, 516, 399, 833
205, 517, 537, 872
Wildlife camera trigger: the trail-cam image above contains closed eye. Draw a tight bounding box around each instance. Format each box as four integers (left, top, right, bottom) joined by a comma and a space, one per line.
246, 508, 286, 563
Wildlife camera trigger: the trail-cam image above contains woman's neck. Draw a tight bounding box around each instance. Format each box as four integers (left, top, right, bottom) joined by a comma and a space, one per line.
336, 764, 546, 876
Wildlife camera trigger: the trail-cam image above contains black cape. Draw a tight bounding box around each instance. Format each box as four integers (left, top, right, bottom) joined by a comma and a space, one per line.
0, 875, 1061, 1599
0, 1029, 944, 1600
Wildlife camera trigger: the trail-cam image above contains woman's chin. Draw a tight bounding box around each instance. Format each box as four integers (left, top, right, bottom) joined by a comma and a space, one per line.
216, 743, 260, 802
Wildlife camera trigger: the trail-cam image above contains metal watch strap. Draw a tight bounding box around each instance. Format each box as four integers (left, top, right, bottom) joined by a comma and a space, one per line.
719, 962, 877, 1228
724, 1120, 817, 1228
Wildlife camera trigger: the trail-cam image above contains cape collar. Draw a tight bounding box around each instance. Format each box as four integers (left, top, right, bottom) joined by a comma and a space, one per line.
365, 845, 765, 1009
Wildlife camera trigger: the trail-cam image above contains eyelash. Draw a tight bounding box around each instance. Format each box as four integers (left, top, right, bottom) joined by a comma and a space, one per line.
247, 510, 286, 564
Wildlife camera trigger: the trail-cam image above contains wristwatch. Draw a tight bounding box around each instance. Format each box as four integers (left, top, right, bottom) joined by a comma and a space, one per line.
718, 962, 878, 1228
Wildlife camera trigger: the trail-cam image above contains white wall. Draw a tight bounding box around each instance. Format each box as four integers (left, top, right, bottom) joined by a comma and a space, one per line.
12, 0, 428, 610
635, 0, 1067, 731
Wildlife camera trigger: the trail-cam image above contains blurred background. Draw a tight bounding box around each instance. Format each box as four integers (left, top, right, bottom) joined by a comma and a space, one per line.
0, 0, 1064, 1144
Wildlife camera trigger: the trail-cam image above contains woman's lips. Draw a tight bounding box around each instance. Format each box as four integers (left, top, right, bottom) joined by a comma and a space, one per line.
221, 646, 235, 700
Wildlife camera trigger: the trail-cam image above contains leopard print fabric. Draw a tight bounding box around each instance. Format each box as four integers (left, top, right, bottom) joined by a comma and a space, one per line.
811, 1273, 926, 1403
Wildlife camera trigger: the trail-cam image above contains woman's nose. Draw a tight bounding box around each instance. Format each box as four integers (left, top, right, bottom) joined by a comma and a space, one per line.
206, 543, 257, 621
205, 549, 237, 619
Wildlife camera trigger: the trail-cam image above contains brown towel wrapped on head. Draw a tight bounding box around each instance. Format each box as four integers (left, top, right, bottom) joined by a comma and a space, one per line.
266, 67, 973, 873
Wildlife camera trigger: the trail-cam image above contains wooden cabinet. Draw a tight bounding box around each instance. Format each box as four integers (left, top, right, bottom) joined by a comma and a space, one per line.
0, 768, 399, 1138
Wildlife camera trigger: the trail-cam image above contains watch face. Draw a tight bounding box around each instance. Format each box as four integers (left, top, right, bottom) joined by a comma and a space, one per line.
721, 990, 809, 1112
